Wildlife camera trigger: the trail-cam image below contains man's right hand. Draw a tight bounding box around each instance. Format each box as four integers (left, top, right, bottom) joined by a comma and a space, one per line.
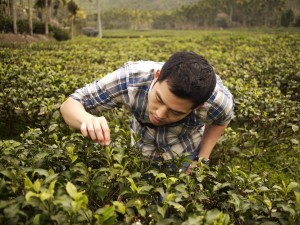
60, 97, 111, 145
80, 116, 111, 145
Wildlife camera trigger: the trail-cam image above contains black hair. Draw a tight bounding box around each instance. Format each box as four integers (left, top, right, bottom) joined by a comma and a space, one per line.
158, 51, 216, 108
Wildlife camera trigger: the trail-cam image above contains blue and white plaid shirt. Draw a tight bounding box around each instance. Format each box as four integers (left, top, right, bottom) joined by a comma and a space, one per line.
71, 61, 235, 160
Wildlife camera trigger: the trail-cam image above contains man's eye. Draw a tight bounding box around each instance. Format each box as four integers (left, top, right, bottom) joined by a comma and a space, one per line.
172, 111, 182, 116
156, 96, 162, 103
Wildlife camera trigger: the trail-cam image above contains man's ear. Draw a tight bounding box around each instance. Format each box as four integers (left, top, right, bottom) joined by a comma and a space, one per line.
155, 70, 160, 79
195, 103, 204, 109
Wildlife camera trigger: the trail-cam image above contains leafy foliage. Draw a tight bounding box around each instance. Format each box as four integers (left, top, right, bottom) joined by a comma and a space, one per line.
0, 30, 299, 224
0, 15, 70, 41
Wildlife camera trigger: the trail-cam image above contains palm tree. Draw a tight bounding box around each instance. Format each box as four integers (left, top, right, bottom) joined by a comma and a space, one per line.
35, 0, 67, 35
67, 0, 79, 38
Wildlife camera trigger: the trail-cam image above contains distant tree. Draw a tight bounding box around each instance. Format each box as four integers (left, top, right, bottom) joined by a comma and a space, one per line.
12, 0, 17, 33
179, 0, 219, 28
281, 9, 294, 27
258, 0, 286, 26
28, 0, 33, 35
0, 0, 11, 15
102, 8, 131, 29
35, 0, 50, 35
219, 0, 236, 25
45, 0, 49, 34
52, 0, 66, 16
153, 11, 176, 29
67, 0, 79, 38
35, 0, 67, 35
96, 0, 102, 38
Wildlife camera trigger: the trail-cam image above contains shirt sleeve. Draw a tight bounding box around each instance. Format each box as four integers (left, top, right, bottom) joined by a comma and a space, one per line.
70, 66, 129, 114
207, 92, 234, 125
206, 88, 235, 126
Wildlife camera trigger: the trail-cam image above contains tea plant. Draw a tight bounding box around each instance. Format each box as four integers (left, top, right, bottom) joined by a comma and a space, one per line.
0, 30, 299, 224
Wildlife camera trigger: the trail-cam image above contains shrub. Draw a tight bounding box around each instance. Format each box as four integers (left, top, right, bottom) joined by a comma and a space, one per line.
0, 13, 13, 32
281, 9, 295, 27
0, 17, 70, 41
294, 15, 300, 27
33, 20, 45, 34
50, 25, 70, 41
17, 19, 29, 33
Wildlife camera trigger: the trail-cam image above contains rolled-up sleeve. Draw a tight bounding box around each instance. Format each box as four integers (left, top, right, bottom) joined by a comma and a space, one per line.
70, 66, 129, 114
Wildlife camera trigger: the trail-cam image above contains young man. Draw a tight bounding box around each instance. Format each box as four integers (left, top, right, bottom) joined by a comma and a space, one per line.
60, 51, 234, 174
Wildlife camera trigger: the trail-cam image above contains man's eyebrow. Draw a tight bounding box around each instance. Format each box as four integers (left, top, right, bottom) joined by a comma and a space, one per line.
156, 92, 187, 114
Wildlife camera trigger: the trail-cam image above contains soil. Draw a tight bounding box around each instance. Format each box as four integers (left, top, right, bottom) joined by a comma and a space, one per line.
0, 33, 50, 44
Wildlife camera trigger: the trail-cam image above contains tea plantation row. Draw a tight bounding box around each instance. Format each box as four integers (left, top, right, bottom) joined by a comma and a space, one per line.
0, 30, 299, 224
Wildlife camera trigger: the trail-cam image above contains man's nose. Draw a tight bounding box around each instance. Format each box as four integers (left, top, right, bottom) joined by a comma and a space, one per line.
156, 106, 167, 119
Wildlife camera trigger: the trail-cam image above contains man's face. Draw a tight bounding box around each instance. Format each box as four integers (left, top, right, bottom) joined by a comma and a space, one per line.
148, 79, 193, 126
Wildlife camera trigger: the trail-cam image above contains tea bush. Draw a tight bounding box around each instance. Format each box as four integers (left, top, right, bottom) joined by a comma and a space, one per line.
0, 30, 299, 224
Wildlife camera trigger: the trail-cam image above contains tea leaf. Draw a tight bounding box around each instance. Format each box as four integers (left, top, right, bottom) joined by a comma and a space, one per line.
33, 214, 41, 225
95, 205, 116, 222
294, 190, 300, 206
168, 202, 185, 213
291, 124, 299, 132
40, 192, 51, 201
113, 201, 126, 214
291, 139, 299, 145
66, 182, 77, 199
0, 170, 16, 180
213, 182, 231, 192
25, 191, 39, 201
49, 180, 57, 194
24, 176, 33, 190
69, 154, 78, 163
33, 180, 41, 192
166, 193, 175, 201
287, 182, 298, 193
33, 169, 49, 177
205, 209, 221, 223
155, 173, 167, 182
157, 205, 168, 218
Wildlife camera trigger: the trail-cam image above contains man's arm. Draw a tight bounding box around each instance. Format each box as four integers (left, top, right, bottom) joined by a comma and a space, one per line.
197, 123, 227, 160
60, 97, 111, 145
186, 123, 227, 174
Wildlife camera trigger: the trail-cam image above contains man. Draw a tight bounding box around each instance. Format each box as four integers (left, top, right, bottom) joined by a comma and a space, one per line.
60, 51, 234, 174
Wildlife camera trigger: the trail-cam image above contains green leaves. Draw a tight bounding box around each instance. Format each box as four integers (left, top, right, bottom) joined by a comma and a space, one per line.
0, 30, 300, 224
25, 176, 57, 199
66, 182, 88, 213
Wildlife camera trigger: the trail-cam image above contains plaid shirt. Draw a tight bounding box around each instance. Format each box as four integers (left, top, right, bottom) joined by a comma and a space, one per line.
71, 61, 235, 160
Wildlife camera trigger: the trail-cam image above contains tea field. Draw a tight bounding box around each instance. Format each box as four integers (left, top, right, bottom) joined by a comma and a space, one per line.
0, 29, 300, 224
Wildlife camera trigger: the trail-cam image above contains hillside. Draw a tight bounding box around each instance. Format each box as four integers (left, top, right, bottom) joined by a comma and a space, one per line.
76, 0, 199, 14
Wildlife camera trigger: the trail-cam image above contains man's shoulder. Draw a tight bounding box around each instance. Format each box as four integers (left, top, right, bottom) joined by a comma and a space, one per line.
193, 74, 234, 123
124, 61, 164, 85
209, 74, 233, 103
124, 60, 164, 72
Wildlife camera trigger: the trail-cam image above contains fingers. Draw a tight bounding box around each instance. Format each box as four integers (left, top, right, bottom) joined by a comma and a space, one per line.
185, 166, 191, 175
185, 161, 198, 175
80, 116, 111, 145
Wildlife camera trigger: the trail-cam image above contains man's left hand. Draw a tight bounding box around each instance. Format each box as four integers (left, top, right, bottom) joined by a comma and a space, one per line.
185, 161, 198, 175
